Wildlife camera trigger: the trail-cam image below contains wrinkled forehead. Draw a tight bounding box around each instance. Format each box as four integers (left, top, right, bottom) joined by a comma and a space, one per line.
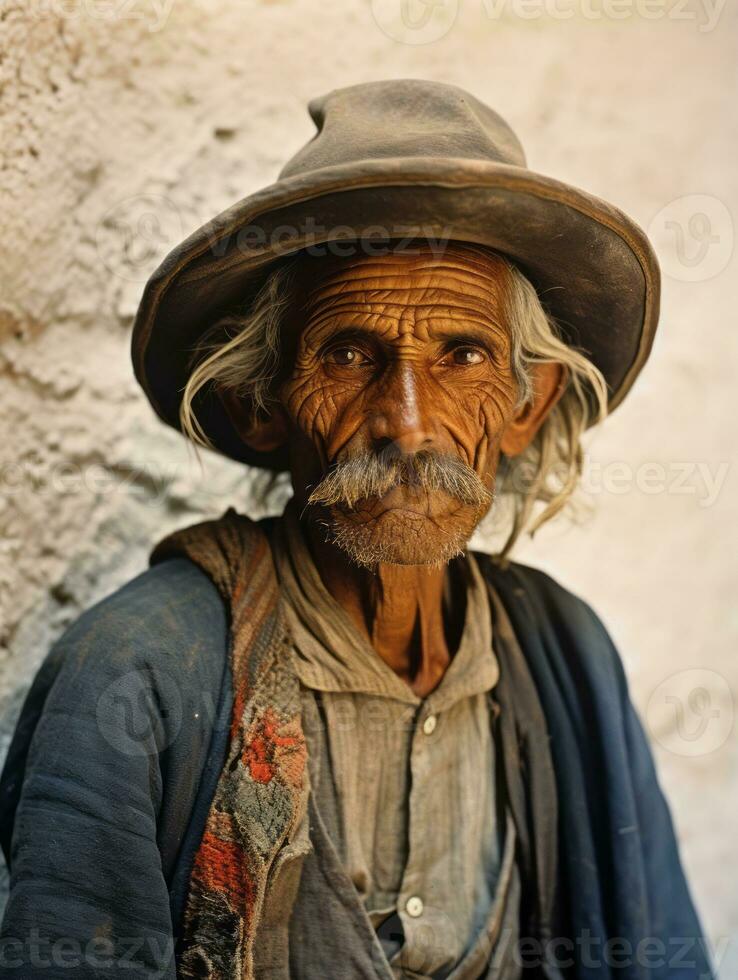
289, 240, 513, 325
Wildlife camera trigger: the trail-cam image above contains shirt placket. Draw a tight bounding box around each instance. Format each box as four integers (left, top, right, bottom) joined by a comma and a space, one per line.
389, 695, 455, 978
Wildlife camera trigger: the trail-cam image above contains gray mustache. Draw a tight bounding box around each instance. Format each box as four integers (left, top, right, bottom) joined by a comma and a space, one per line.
307, 450, 492, 510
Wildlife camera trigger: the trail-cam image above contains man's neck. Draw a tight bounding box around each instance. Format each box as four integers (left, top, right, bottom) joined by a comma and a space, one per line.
304, 520, 460, 698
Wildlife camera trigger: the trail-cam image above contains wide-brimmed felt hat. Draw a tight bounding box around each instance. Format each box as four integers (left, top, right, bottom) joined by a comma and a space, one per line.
131, 78, 660, 470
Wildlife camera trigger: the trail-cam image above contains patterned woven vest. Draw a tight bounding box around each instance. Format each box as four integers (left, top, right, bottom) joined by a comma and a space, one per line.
151, 508, 309, 979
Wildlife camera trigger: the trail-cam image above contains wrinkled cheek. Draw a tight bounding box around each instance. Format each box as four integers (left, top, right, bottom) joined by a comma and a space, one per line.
285, 376, 368, 458
281, 378, 331, 445
456, 389, 515, 479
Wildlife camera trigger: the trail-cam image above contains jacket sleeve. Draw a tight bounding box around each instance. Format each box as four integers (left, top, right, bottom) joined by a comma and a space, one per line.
620, 688, 716, 979
579, 591, 716, 980
481, 555, 715, 980
0, 557, 228, 979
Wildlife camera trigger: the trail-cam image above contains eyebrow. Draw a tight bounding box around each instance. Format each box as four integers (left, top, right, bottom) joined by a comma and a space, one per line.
309, 321, 505, 352
429, 326, 505, 352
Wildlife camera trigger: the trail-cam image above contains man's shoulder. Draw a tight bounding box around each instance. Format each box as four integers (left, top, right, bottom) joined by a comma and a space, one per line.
473, 550, 626, 685
0, 557, 231, 867
13, 556, 230, 732
54, 556, 229, 676
473, 549, 598, 617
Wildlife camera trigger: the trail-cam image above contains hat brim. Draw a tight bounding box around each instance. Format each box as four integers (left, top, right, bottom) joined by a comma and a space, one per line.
131, 157, 660, 471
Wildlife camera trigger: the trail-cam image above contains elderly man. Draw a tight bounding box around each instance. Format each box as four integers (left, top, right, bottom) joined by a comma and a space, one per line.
0, 80, 712, 979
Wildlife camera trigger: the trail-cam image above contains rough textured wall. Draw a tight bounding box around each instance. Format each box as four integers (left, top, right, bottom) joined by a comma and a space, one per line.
1, 0, 736, 971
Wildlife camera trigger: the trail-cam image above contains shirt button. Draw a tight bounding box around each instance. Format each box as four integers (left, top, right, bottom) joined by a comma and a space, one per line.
422, 714, 437, 735
405, 895, 424, 918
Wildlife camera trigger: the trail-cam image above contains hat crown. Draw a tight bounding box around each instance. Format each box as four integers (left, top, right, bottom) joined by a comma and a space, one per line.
278, 79, 527, 180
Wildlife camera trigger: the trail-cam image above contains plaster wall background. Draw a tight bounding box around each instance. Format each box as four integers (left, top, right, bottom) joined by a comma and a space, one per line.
1, 0, 736, 972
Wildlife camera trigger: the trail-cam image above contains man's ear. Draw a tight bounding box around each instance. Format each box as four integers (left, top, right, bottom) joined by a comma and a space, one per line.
500, 362, 566, 457
218, 389, 289, 454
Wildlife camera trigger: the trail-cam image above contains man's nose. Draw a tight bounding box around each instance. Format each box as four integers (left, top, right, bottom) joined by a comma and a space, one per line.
368, 362, 435, 455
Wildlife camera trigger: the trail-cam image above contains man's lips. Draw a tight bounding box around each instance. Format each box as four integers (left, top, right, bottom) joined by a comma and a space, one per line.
334, 484, 457, 517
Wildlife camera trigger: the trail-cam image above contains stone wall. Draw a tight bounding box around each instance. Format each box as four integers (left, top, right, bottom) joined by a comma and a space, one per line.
1, 0, 735, 972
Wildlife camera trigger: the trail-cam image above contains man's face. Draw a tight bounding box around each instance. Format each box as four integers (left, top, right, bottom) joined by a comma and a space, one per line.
273, 241, 524, 566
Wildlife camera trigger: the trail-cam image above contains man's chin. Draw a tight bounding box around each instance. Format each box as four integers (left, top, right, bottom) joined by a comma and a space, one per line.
324, 504, 475, 568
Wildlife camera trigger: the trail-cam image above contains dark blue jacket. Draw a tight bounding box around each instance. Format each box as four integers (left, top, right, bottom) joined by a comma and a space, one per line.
0, 549, 713, 978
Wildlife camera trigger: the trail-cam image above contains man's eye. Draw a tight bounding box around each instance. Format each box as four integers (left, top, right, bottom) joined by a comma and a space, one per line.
326, 346, 369, 366
449, 347, 486, 366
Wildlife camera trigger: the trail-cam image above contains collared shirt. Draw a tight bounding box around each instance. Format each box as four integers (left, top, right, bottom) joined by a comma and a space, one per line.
271, 503, 516, 979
